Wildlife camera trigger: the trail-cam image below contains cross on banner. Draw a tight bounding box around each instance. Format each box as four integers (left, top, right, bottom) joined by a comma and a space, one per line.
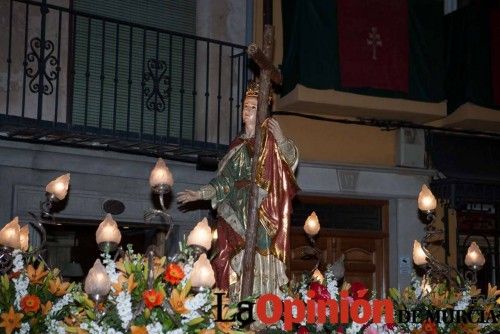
367, 26, 382, 60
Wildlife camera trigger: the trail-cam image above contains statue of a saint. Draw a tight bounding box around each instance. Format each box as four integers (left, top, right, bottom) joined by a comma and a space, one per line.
177, 81, 299, 297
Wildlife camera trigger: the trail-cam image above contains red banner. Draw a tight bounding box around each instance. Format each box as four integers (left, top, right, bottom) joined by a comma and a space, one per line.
491, 9, 500, 106
337, 0, 409, 92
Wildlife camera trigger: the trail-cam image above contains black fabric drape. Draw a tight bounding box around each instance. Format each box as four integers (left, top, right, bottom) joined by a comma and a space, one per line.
445, 3, 496, 113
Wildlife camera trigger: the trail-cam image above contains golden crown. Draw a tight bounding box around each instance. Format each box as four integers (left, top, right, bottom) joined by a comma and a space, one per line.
245, 80, 260, 98
245, 80, 272, 103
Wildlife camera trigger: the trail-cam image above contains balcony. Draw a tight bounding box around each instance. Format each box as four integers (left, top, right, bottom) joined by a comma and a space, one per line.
0, 0, 248, 162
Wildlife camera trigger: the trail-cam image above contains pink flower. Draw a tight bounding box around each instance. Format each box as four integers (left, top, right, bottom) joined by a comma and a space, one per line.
363, 324, 379, 334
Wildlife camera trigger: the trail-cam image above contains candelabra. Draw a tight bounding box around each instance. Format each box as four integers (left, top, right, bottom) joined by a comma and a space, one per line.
82, 158, 215, 328
413, 185, 485, 288
0, 173, 70, 274
300, 211, 322, 272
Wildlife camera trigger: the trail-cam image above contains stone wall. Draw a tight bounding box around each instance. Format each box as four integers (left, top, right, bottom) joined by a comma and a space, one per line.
0, 139, 214, 256
0, 139, 435, 289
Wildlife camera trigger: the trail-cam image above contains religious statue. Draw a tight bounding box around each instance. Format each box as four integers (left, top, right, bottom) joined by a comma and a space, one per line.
177, 81, 299, 298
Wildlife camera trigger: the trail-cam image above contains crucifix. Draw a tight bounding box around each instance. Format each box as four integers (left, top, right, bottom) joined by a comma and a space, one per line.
240, 24, 283, 299
367, 26, 382, 60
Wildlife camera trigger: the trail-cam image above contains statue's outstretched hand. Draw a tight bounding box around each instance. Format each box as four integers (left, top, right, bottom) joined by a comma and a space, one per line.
268, 118, 285, 144
176, 189, 201, 204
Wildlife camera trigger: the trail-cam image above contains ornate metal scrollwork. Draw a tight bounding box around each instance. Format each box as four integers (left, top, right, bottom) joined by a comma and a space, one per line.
25, 37, 59, 95
142, 59, 170, 113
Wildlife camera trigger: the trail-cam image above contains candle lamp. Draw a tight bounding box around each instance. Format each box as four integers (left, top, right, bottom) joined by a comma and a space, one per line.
84, 259, 111, 304
304, 211, 320, 237
465, 242, 485, 270
96, 214, 121, 253
418, 184, 437, 213
300, 212, 323, 276
464, 241, 485, 285
190, 253, 216, 292
45, 173, 70, 201
0, 217, 21, 250
149, 158, 173, 205
0, 217, 22, 274
42, 173, 71, 219
412, 240, 427, 266
187, 218, 212, 257
145, 158, 174, 229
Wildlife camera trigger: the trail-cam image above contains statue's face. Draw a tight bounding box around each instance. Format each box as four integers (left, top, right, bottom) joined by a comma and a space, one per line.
242, 96, 258, 127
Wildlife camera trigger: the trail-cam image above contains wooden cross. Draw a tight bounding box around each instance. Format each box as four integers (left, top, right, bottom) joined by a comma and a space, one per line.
240, 24, 283, 299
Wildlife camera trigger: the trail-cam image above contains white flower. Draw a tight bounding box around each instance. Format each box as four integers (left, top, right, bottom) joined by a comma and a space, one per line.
13, 274, 29, 310
102, 253, 119, 284
455, 290, 471, 311
299, 281, 309, 302
326, 275, 339, 299
180, 264, 192, 286
46, 319, 66, 334
80, 321, 124, 334
165, 329, 183, 334
12, 250, 24, 273
48, 294, 73, 317
106, 329, 124, 334
346, 321, 363, 334
185, 292, 209, 311
15, 322, 30, 334
115, 291, 133, 329
181, 310, 201, 324
146, 322, 164, 334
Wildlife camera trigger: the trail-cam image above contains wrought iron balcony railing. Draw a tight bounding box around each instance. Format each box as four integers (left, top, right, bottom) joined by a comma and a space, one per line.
0, 0, 248, 161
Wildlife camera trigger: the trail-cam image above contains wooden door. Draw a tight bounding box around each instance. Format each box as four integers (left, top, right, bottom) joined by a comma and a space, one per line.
287, 197, 389, 297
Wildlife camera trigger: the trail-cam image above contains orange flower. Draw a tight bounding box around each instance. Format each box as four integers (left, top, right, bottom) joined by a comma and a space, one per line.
41, 301, 52, 316
164, 263, 184, 285
169, 288, 188, 314
115, 258, 127, 273
48, 277, 70, 296
469, 285, 481, 298
0, 307, 23, 334
112, 274, 138, 295
131, 325, 148, 334
153, 256, 166, 279
26, 263, 48, 284
422, 319, 438, 334
487, 283, 500, 300
125, 274, 138, 293
200, 330, 216, 334
143, 289, 164, 309
20, 294, 41, 313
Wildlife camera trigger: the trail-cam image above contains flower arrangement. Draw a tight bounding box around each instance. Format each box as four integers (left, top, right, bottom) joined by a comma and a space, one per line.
0, 250, 77, 334
264, 265, 395, 334
0, 242, 250, 334
5, 244, 500, 334
389, 274, 500, 334
76, 242, 222, 334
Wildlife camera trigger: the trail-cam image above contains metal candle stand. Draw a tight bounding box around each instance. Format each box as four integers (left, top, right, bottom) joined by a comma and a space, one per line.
0, 191, 59, 274
417, 210, 479, 288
